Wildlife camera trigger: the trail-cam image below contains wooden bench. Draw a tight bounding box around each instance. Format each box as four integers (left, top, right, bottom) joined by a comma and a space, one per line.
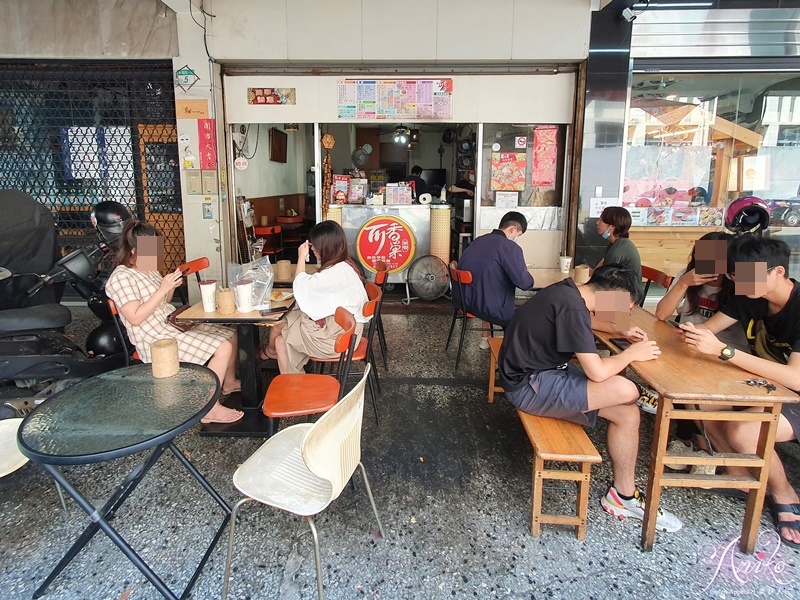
487, 337, 504, 403
517, 410, 602, 540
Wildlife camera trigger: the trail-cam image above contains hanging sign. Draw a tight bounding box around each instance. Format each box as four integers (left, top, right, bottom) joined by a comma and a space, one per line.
197, 119, 217, 170
356, 215, 416, 274
515, 136, 527, 149
247, 87, 296, 105
234, 156, 249, 171
531, 126, 558, 187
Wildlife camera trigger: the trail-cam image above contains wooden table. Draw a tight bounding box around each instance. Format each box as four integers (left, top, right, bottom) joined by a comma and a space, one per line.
176, 299, 294, 437
528, 268, 574, 290
594, 307, 798, 553
273, 263, 319, 287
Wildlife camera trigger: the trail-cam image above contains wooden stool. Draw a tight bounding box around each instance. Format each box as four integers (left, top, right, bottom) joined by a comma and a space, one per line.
517, 410, 602, 540
488, 337, 504, 403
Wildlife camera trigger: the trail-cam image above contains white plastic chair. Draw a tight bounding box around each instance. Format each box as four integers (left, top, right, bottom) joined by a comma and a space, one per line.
222, 365, 384, 600
0, 418, 28, 478
1, 417, 68, 513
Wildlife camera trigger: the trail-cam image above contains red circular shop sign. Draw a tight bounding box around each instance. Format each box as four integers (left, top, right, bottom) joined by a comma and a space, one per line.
356, 215, 416, 274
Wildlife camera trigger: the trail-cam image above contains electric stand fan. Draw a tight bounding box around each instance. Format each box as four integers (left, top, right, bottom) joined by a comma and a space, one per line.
403, 255, 450, 305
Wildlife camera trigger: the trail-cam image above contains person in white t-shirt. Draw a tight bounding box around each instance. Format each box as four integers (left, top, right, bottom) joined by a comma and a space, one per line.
651, 231, 748, 469
260, 221, 369, 373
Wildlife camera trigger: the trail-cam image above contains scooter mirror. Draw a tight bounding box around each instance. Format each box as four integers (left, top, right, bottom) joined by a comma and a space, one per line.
0, 267, 12, 281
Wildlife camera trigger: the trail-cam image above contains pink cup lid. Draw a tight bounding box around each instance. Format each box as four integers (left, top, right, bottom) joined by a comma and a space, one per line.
236, 279, 253, 286
199, 279, 216, 285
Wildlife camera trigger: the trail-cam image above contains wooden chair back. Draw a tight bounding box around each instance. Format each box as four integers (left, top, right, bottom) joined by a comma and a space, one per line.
640, 265, 674, 307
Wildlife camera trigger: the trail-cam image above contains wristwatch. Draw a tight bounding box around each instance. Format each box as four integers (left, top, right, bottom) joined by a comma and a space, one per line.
719, 345, 735, 361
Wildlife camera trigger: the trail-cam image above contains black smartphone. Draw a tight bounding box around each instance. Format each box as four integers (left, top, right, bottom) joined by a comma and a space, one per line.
667, 319, 682, 329
609, 337, 632, 350
181, 268, 191, 277
259, 306, 289, 317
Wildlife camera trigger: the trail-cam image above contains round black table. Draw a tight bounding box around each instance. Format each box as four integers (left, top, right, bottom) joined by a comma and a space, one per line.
18, 363, 231, 600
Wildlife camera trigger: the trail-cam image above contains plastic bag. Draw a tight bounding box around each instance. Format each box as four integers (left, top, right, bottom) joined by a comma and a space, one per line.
228, 257, 274, 310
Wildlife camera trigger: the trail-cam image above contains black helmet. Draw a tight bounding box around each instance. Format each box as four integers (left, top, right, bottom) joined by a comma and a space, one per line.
91, 201, 131, 244
724, 196, 770, 234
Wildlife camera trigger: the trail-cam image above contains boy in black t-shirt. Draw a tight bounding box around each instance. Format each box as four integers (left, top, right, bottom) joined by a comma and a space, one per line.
681, 236, 800, 548
500, 266, 683, 532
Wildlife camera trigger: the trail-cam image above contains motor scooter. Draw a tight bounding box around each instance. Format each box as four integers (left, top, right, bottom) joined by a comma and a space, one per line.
0, 191, 130, 419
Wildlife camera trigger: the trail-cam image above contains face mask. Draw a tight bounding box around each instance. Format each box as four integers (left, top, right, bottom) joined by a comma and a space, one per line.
512, 236, 519, 244
601, 229, 612, 240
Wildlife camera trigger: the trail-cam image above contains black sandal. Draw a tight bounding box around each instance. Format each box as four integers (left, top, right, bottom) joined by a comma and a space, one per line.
770, 503, 800, 549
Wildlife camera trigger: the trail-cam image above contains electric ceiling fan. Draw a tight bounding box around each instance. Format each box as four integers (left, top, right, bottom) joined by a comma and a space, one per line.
380, 125, 412, 143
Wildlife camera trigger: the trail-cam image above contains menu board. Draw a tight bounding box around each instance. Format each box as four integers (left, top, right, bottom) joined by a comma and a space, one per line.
337, 80, 453, 120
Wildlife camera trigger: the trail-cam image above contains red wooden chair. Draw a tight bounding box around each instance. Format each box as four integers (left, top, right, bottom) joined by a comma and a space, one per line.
108, 298, 140, 365
309, 283, 382, 425
445, 261, 499, 370
373, 261, 389, 370
176, 256, 210, 305
254, 226, 284, 259
640, 265, 674, 307
261, 307, 357, 437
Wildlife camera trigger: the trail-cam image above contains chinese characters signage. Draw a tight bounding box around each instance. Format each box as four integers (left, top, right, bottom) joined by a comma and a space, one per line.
490, 153, 526, 191
247, 87, 296, 105
531, 126, 558, 187
356, 216, 416, 274
197, 119, 217, 170
337, 79, 453, 120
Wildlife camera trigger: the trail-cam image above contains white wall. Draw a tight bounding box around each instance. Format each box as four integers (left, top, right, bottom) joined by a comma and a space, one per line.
208, 0, 591, 63
224, 74, 576, 125
0, 0, 177, 58
231, 123, 310, 198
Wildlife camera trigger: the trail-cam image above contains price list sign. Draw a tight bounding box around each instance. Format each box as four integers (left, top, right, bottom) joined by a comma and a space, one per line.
338, 79, 453, 120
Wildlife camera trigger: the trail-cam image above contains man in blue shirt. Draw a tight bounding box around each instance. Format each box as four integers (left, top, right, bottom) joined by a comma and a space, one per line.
455, 211, 534, 349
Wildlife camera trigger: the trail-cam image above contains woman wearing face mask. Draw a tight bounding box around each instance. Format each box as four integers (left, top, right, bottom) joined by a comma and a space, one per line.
593, 206, 642, 283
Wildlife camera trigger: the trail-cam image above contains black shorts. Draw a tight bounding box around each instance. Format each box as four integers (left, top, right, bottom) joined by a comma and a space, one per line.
781, 403, 800, 441
504, 363, 598, 428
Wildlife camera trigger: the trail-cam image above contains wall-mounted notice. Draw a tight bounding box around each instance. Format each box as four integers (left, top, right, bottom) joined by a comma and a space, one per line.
337, 79, 453, 120
589, 197, 620, 218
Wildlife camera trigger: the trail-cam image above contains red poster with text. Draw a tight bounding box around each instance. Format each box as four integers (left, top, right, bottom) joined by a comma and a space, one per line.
356, 215, 416, 274
198, 119, 217, 170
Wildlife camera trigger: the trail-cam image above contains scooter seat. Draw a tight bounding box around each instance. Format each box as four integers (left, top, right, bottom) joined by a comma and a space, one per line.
0, 304, 72, 333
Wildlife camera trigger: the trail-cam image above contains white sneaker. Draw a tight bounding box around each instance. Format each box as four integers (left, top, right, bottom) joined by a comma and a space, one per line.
601, 485, 683, 533
635, 383, 658, 414
689, 450, 716, 476
664, 439, 692, 471
478, 338, 490, 350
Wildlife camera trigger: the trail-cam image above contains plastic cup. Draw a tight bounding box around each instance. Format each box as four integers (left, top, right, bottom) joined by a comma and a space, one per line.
234, 279, 254, 313
559, 256, 573, 274
199, 280, 217, 312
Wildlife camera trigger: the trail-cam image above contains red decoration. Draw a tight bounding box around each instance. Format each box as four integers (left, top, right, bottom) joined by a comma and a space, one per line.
356, 216, 416, 274
197, 119, 217, 170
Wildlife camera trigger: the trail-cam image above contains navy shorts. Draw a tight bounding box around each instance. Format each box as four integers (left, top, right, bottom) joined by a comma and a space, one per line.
504, 363, 598, 428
